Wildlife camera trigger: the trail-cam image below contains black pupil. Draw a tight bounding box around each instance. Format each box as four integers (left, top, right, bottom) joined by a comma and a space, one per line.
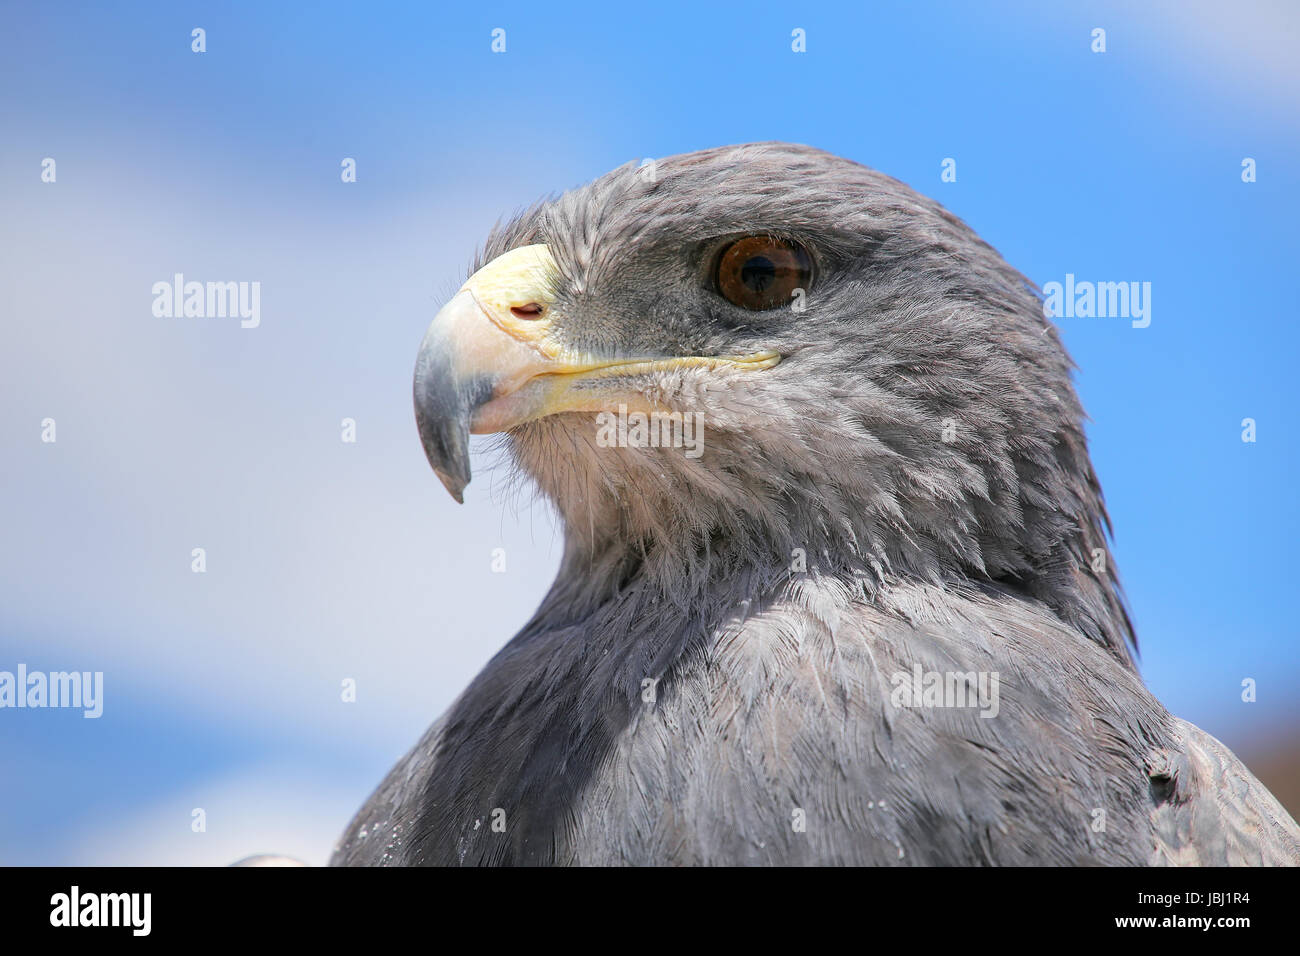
740, 256, 777, 293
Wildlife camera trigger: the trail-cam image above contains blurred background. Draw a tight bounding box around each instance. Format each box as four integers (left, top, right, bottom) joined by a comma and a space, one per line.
1, 0, 1297, 865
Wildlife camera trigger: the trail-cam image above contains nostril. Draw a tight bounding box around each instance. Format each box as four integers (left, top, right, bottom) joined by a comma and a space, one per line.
510, 303, 545, 320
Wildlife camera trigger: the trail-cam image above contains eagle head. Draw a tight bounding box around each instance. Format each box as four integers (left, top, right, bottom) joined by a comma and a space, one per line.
413, 143, 1133, 663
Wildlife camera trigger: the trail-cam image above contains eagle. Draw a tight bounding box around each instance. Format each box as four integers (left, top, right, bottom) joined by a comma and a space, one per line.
332, 143, 1300, 866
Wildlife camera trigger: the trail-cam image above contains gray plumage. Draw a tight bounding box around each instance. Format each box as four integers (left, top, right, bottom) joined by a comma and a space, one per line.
332, 143, 1300, 866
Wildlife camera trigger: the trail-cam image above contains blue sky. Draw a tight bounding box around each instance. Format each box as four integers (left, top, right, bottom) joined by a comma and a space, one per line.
1, 1, 1297, 864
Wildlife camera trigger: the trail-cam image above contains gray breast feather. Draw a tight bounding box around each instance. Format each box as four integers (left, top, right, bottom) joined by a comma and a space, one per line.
331, 581, 1299, 866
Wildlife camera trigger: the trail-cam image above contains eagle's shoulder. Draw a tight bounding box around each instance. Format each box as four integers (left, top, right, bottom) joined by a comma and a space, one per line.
330, 716, 447, 866
569, 581, 1167, 863
1147, 718, 1300, 865
331, 580, 1300, 866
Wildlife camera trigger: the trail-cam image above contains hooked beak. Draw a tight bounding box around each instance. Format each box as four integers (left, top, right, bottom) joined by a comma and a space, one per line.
413, 243, 779, 502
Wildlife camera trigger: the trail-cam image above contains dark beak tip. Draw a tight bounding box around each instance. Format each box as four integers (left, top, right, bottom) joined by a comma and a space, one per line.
435, 468, 468, 504
414, 365, 476, 505
414, 341, 494, 506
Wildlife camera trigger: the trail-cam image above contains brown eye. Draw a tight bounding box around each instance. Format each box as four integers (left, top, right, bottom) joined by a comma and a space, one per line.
715, 236, 813, 310
509, 302, 545, 319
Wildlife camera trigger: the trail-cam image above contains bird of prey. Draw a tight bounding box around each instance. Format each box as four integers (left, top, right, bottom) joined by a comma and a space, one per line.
332, 143, 1300, 866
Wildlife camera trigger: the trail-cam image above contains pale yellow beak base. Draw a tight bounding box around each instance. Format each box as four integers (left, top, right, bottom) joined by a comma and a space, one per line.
412, 243, 779, 500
